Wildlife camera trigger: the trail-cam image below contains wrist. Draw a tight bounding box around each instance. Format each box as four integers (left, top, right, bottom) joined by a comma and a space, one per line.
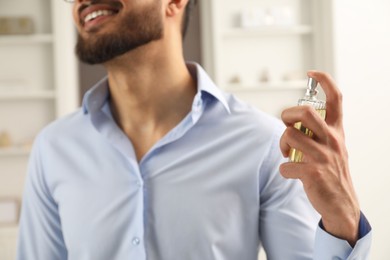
321, 210, 360, 247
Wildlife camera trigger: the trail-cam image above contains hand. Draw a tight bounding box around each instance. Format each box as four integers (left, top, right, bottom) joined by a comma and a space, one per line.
279, 71, 360, 246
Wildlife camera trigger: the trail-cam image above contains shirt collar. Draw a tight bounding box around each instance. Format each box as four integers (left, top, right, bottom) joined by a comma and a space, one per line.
82, 77, 110, 114
82, 62, 231, 116
187, 62, 231, 114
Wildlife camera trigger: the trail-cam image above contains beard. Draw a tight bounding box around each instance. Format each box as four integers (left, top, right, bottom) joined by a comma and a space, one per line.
76, 1, 163, 65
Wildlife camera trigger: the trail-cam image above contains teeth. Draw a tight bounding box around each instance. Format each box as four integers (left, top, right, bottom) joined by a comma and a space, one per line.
84, 10, 114, 23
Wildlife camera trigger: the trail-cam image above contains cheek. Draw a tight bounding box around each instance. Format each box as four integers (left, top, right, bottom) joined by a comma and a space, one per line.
72, 6, 81, 26
72, 11, 84, 33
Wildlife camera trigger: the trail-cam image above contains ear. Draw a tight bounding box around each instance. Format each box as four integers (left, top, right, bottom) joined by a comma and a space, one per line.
166, 0, 189, 17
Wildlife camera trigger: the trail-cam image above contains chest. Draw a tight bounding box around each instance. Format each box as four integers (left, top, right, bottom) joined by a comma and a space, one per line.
45, 122, 269, 258
49, 138, 263, 257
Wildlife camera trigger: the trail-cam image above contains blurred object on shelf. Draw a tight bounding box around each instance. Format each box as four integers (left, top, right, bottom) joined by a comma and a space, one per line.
17, 136, 34, 151
240, 6, 296, 29
0, 131, 12, 148
0, 16, 34, 35
0, 199, 19, 226
240, 9, 266, 28
272, 7, 296, 26
283, 70, 306, 82
259, 68, 271, 83
229, 75, 242, 84
264, 9, 276, 26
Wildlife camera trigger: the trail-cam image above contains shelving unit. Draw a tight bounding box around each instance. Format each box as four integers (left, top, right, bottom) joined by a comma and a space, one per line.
0, 0, 79, 155
0, 34, 53, 45
0, 147, 30, 157
0, 90, 55, 100
0, 1, 79, 259
200, 0, 333, 117
225, 79, 307, 92
0, 226, 18, 260
223, 25, 313, 37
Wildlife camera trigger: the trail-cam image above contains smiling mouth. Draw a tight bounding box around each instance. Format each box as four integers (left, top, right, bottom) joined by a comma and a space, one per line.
80, 2, 122, 30
84, 10, 116, 23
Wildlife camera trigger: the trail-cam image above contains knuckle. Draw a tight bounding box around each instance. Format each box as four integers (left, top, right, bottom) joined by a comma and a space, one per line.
320, 125, 330, 136
327, 131, 343, 152
302, 106, 317, 120
280, 109, 290, 122
323, 72, 332, 80
315, 71, 329, 83
335, 90, 343, 103
311, 167, 327, 183
320, 152, 332, 165
285, 127, 297, 140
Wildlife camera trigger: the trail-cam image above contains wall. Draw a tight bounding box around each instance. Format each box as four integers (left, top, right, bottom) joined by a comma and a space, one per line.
331, 0, 390, 258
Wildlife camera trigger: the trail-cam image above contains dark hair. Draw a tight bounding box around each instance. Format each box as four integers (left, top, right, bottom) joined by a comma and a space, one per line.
182, 0, 197, 38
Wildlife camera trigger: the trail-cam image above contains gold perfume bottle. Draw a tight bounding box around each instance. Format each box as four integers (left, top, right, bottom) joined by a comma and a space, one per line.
289, 77, 326, 162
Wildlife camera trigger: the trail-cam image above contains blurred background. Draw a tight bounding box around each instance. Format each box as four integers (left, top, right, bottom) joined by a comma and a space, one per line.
0, 0, 389, 259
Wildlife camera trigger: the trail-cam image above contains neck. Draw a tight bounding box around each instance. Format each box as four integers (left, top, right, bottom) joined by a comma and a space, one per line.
103, 40, 197, 161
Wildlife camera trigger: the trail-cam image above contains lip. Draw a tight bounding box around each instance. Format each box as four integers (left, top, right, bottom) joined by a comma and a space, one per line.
79, 3, 121, 30
83, 15, 115, 31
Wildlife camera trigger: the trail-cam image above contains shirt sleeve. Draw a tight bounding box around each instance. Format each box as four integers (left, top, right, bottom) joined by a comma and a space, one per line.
16, 133, 67, 260
313, 212, 372, 260
258, 127, 372, 259
259, 129, 320, 259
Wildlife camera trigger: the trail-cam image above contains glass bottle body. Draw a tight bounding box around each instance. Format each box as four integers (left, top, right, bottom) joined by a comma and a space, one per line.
289, 98, 326, 162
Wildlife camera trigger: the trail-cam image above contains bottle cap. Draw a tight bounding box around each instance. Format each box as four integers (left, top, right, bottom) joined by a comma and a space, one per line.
306, 77, 318, 97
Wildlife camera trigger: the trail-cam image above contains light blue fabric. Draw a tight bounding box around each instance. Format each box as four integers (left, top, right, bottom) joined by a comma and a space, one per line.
17, 63, 371, 259
314, 222, 372, 260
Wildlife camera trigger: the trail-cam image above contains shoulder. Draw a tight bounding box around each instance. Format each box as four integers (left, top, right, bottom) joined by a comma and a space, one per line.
36, 108, 88, 144
223, 92, 285, 139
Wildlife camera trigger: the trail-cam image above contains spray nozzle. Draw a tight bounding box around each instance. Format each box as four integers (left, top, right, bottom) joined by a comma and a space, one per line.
305, 77, 319, 97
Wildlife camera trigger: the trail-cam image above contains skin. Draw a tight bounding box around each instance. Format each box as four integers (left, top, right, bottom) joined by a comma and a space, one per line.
73, 0, 196, 162
73, 0, 360, 248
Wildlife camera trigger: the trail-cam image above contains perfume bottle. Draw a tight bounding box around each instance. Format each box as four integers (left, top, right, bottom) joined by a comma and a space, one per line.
289, 77, 326, 162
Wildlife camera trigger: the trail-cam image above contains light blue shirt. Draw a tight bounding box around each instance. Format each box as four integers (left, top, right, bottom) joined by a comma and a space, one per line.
17, 63, 371, 259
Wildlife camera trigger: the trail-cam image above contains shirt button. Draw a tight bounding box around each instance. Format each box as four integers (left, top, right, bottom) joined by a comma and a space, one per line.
136, 181, 142, 188
132, 237, 141, 246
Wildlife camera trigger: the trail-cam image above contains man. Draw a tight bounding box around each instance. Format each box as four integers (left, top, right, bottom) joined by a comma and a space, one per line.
17, 0, 372, 259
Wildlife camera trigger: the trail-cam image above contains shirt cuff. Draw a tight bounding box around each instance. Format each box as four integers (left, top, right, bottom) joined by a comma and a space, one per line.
313, 212, 372, 260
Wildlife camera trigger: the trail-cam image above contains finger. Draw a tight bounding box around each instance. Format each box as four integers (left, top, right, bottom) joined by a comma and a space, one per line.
280, 130, 290, 157
281, 105, 328, 140
280, 126, 324, 159
279, 161, 308, 180
307, 71, 343, 128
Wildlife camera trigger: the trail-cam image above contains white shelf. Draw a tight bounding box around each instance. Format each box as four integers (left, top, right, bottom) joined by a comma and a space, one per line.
223, 25, 313, 38
0, 147, 30, 157
0, 34, 54, 45
0, 90, 55, 100
0, 3, 79, 257
224, 80, 307, 92
0, 225, 18, 232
